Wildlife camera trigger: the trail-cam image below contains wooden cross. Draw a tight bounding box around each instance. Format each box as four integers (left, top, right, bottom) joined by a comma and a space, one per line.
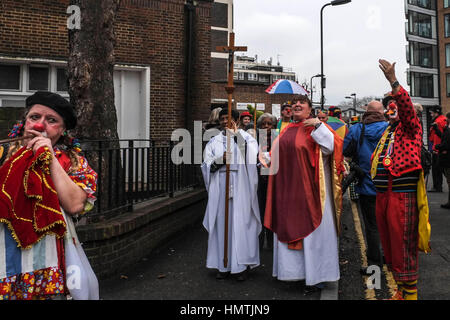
215, 32, 247, 268
216, 32, 247, 97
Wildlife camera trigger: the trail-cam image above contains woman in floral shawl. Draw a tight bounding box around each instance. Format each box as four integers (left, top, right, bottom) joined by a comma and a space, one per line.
0, 91, 97, 300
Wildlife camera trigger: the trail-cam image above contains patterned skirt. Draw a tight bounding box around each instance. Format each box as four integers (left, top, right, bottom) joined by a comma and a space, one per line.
0, 224, 66, 300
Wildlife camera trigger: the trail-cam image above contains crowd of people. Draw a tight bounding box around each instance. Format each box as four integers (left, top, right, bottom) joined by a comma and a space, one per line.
201, 59, 438, 300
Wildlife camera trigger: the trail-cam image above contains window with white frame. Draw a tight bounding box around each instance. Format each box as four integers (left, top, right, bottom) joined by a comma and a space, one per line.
248, 73, 257, 81
57, 68, 68, 92
28, 65, 49, 91
447, 73, 450, 97
0, 64, 21, 91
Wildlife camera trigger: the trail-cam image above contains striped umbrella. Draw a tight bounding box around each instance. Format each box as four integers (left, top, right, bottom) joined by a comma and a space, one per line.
265, 79, 309, 95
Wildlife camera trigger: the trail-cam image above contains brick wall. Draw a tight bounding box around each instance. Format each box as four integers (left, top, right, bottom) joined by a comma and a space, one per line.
212, 81, 300, 115
0, 0, 213, 140
438, 0, 450, 113
77, 189, 207, 279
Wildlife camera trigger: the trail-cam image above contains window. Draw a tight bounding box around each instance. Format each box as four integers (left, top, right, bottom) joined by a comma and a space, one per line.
445, 15, 450, 37
446, 44, 450, 67
0, 64, 21, 90
248, 73, 257, 81
410, 72, 434, 98
28, 65, 49, 91
409, 41, 437, 68
447, 74, 450, 97
238, 72, 244, 80
409, 11, 432, 38
408, 0, 435, 10
258, 74, 270, 83
57, 68, 68, 92
445, 0, 450, 8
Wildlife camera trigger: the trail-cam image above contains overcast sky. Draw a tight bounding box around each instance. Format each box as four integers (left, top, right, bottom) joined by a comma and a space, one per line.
234, 0, 408, 106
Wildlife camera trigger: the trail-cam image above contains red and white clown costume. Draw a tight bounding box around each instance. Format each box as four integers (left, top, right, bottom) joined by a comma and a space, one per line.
371, 86, 431, 300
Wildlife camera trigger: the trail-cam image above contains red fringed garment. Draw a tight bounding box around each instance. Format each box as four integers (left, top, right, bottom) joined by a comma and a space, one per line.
264, 122, 344, 246
0, 146, 66, 249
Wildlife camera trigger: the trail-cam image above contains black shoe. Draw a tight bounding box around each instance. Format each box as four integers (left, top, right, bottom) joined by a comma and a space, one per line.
303, 285, 321, 295
216, 272, 230, 280
441, 203, 450, 209
235, 269, 248, 282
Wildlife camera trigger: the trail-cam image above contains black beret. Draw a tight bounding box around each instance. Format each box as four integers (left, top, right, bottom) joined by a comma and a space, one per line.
219, 108, 240, 121
25, 91, 77, 129
430, 105, 442, 114
382, 95, 395, 108
281, 103, 291, 111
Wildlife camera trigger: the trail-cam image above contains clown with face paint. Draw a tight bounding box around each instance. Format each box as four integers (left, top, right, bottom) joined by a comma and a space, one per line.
371, 60, 431, 300
0, 91, 98, 300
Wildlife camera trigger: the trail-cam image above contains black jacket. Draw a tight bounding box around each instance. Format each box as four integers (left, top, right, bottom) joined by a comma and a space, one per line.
436, 126, 450, 168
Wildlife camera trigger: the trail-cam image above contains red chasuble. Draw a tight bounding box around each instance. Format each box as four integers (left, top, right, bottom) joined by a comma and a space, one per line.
264, 122, 344, 248
0, 146, 66, 249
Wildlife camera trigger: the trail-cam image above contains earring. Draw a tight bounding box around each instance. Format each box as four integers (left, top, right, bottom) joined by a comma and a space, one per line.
8, 121, 24, 138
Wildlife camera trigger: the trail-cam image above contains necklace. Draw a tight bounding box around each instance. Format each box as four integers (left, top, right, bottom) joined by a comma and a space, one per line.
382, 131, 395, 167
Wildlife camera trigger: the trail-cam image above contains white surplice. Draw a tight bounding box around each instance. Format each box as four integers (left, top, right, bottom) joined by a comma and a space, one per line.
272, 124, 340, 286
201, 129, 261, 273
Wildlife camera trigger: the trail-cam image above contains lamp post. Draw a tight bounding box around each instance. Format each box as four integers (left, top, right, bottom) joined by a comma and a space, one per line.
310, 73, 322, 107
320, 0, 352, 110
345, 92, 357, 115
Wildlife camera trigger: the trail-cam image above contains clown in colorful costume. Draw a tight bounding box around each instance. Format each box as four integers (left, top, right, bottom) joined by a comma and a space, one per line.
0, 91, 97, 300
371, 59, 431, 300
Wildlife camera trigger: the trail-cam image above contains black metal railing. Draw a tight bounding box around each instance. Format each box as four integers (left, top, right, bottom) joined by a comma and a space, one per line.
81, 139, 202, 222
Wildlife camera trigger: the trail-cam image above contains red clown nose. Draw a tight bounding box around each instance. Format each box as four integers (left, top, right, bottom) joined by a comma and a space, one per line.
32, 123, 45, 132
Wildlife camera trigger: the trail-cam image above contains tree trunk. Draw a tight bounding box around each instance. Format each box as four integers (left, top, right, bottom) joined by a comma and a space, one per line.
68, 0, 120, 141
68, 0, 123, 221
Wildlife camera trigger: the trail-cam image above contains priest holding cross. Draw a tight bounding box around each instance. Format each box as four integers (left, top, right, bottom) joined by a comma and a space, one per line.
201, 33, 261, 281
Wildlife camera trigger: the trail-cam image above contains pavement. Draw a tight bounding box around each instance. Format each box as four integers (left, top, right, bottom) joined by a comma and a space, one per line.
417, 182, 450, 299
99, 180, 450, 301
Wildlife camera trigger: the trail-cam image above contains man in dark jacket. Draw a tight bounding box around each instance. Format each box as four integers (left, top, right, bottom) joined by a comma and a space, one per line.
436, 112, 450, 208
429, 106, 447, 192
344, 100, 388, 274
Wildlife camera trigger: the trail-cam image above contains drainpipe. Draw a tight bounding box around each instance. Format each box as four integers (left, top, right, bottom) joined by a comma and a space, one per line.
185, 0, 195, 133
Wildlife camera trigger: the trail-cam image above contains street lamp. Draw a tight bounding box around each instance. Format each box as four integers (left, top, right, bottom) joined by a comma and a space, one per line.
310, 73, 322, 107
345, 93, 356, 115
320, 0, 351, 110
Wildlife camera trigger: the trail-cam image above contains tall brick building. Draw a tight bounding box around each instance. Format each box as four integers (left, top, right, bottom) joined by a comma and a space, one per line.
0, 0, 213, 140
210, 0, 298, 118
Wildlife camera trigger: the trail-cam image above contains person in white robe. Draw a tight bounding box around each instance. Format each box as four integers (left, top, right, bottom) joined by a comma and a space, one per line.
201, 109, 261, 279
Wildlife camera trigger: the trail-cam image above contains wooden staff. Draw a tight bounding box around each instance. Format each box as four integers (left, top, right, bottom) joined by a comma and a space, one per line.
253, 104, 257, 138
216, 33, 247, 268
0, 135, 33, 145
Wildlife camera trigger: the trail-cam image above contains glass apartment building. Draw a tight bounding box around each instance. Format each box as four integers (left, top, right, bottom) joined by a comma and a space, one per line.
405, 0, 440, 144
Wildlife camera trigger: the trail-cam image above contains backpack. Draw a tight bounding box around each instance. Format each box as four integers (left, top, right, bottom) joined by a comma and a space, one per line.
343, 123, 365, 159
421, 146, 432, 176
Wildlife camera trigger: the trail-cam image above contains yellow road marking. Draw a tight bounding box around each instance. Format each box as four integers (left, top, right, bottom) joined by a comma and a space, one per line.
350, 200, 397, 299
350, 200, 376, 300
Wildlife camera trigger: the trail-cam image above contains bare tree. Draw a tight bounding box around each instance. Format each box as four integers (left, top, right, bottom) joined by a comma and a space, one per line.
68, 0, 120, 141
67, 0, 123, 220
